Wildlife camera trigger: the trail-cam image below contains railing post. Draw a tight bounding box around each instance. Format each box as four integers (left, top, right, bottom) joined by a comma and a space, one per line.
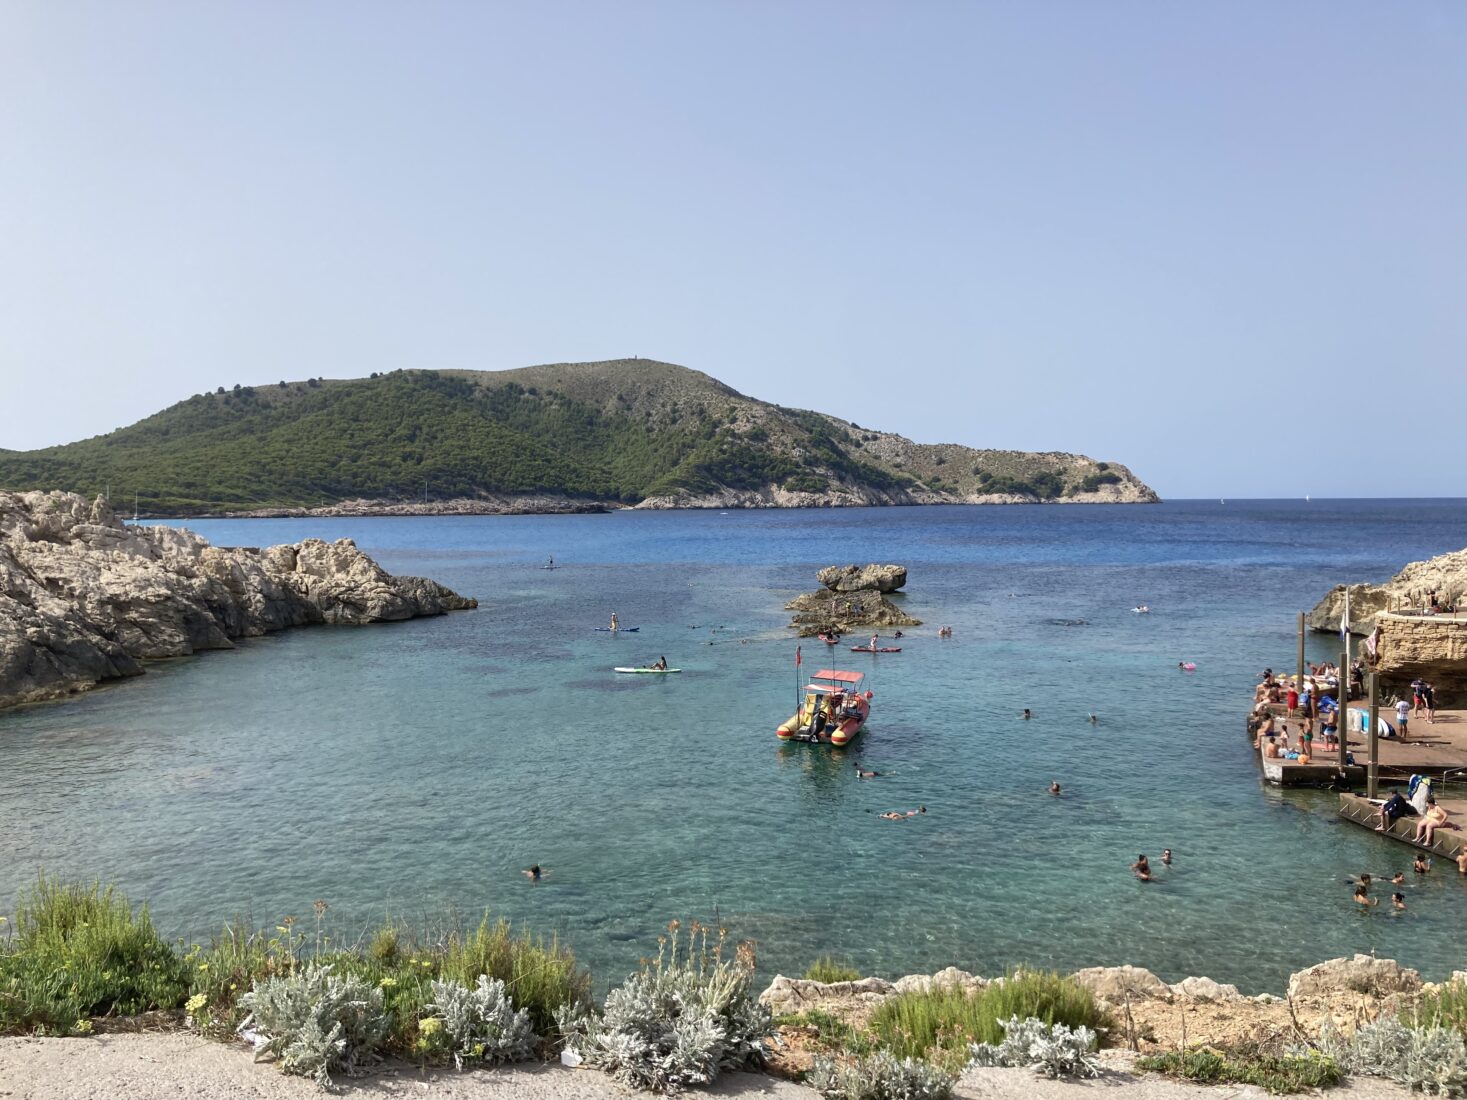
1367, 671, 1380, 800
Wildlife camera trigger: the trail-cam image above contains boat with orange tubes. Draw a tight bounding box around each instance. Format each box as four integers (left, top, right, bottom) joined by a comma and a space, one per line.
776, 668, 872, 746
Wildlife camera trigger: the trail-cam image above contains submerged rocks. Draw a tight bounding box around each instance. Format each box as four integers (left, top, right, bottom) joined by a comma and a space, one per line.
0, 490, 476, 710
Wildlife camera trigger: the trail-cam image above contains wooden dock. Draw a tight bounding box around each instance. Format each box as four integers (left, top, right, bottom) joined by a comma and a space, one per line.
1338, 792, 1467, 865
1252, 703, 1467, 789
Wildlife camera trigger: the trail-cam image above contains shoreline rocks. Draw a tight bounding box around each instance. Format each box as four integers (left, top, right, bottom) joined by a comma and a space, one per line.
0, 490, 477, 711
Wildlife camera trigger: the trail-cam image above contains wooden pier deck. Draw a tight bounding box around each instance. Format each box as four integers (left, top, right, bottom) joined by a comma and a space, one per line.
1338, 792, 1467, 865
1252, 702, 1467, 788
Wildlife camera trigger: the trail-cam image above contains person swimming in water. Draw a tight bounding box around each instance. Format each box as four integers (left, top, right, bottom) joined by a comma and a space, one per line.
878, 811, 905, 821
855, 764, 880, 778
1132, 855, 1152, 882
1022, 708, 1032, 720
1089, 713, 1098, 725
1049, 781, 1062, 795
1391, 871, 1405, 885
1414, 854, 1431, 874
1161, 849, 1173, 865
1354, 884, 1377, 906
1392, 892, 1407, 910
904, 806, 927, 817
523, 864, 549, 882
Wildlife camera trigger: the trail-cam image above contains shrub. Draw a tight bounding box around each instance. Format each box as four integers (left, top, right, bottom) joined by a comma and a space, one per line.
804, 956, 862, 984
423, 975, 535, 1068
557, 921, 770, 1093
1139, 1048, 1343, 1094
186, 920, 284, 1038
238, 964, 389, 1088
439, 915, 590, 1037
807, 1050, 956, 1100
1314, 1016, 1467, 1095
868, 971, 1108, 1070
966, 1015, 1100, 1078
1419, 980, 1467, 1037
0, 877, 188, 1034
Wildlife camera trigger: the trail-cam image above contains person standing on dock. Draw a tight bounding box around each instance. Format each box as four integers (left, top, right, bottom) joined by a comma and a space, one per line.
1286, 682, 1299, 716
1395, 698, 1411, 741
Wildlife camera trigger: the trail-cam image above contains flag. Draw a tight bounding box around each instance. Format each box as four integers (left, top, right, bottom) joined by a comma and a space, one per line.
795, 645, 802, 668
1366, 626, 1380, 660
1340, 587, 1350, 641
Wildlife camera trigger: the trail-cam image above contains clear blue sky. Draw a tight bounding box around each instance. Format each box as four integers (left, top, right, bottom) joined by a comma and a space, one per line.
3, 2, 1464, 498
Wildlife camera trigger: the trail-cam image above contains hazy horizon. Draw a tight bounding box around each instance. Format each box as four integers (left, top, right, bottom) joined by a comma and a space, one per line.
3, 2, 1463, 499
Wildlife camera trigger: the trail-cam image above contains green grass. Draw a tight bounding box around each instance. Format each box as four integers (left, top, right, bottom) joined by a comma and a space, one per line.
1136, 1048, 1344, 1094
0, 877, 189, 1035
1415, 979, 1467, 1035
0, 880, 590, 1055
867, 970, 1110, 1070
803, 955, 863, 984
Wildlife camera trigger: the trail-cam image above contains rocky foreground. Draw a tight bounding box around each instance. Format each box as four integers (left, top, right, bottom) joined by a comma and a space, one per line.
0, 491, 476, 711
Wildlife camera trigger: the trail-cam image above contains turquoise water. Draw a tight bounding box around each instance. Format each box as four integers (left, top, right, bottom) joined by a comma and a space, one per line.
3, 500, 1466, 992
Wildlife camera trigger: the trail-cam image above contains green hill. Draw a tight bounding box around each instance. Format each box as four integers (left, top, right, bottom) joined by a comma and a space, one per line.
0, 360, 1157, 514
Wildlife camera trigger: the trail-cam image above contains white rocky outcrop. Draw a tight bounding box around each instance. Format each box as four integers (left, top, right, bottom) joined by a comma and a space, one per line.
0, 490, 476, 710
1286, 954, 1423, 1001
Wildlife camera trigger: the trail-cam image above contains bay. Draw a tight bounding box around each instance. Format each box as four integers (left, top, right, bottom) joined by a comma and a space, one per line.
2, 499, 1465, 991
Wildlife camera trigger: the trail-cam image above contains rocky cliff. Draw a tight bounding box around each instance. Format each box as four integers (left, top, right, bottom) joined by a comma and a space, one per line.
1309, 546, 1467, 635
0, 491, 476, 710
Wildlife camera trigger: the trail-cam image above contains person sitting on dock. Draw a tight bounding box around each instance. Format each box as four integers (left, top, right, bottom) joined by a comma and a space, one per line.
1375, 790, 1415, 833
1411, 800, 1450, 847
1131, 855, 1152, 882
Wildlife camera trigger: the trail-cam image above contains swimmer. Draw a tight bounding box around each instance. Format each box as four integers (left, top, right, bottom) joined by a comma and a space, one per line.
1458, 850, 1467, 875
1391, 872, 1405, 885
878, 811, 905, 821
1088, 713, 1098, 725
1354, 884, 1377, 906
1392, 892, 1407, 910
1049, 781, 1062, 795
855, 764, 881, 778
1414, 855, 1431, 875
893, 630, 904, 638
1022, 708, 1032, 720
1161, 849, 1173, 865
904, 806, 927, 817
522, 864, 549, 882
1132, 855, 1152, 882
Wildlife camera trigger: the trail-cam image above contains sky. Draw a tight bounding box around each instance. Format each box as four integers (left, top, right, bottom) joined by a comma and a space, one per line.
2, 2, 1464, 498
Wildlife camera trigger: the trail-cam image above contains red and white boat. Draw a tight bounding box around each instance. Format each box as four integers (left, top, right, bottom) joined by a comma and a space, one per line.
776, 668, 872, 746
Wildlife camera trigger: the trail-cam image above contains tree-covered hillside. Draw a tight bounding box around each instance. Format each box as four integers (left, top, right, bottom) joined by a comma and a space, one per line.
0, 360, 1156, 513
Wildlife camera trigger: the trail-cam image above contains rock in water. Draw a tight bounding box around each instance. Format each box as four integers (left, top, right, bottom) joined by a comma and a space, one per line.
817, 563, 908, 593
0, 490, 477, 710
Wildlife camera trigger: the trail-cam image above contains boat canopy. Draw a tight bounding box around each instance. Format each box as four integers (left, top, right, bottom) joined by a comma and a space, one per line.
812, 669, 864, 683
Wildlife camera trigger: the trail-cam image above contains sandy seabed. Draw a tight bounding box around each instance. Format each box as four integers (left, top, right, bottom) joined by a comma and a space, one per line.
0, 1033, 1414, 1100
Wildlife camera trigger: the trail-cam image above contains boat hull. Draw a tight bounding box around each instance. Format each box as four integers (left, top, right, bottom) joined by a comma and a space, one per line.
776, 693, 870, 746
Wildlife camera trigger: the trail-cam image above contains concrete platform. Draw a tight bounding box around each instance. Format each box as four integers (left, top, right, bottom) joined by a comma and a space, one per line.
1251, 702, 1467, 788
1337, 791, 1467, 864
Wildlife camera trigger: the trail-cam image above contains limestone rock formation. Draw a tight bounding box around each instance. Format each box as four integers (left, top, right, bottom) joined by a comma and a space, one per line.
1068, 965, 1173, 1004
817, 564, 907, 593
1310, 547, 1467, 635
786, 563, 921, 636
0, 490, 476, 710
1286, 954, 1423, 1001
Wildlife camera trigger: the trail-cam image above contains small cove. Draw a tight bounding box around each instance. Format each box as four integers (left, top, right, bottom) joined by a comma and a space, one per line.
2, 499, 1465, 991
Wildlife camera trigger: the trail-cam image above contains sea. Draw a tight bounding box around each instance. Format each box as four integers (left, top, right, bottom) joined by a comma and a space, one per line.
2, 499, 1465, 993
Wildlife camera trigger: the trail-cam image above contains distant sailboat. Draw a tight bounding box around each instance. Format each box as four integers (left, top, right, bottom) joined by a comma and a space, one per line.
132, 492, 139, 522
1305, 495, 1311, 502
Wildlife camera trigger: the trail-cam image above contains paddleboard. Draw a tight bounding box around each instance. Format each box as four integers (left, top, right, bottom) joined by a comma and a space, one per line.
850, 646, 901, 653
613, 667, 681, 674
593, 626, 640, 632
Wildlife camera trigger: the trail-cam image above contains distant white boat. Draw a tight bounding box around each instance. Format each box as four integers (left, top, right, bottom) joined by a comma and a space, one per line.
1306, 495, 1311, 502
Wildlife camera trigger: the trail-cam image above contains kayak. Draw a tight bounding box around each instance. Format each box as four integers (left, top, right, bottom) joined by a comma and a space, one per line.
850, 646, 901, 653
614, 667, 681, 674
594, 626, 640, 632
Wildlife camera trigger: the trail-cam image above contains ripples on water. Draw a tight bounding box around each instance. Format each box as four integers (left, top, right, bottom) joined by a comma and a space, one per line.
2, 500, 1465, 991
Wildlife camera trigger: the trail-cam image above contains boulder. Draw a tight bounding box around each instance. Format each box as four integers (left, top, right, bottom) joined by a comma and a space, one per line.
1171, 976, 1244, 1002
1069, 965, 1172, 1004
0, 490, 477, 710
1286, 955, 1423, 1001
818, 564, 908, 593
758, 974, 894, 1011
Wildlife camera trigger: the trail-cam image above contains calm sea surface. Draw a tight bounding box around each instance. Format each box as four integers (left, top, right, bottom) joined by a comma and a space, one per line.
3, 500, 1466, 991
